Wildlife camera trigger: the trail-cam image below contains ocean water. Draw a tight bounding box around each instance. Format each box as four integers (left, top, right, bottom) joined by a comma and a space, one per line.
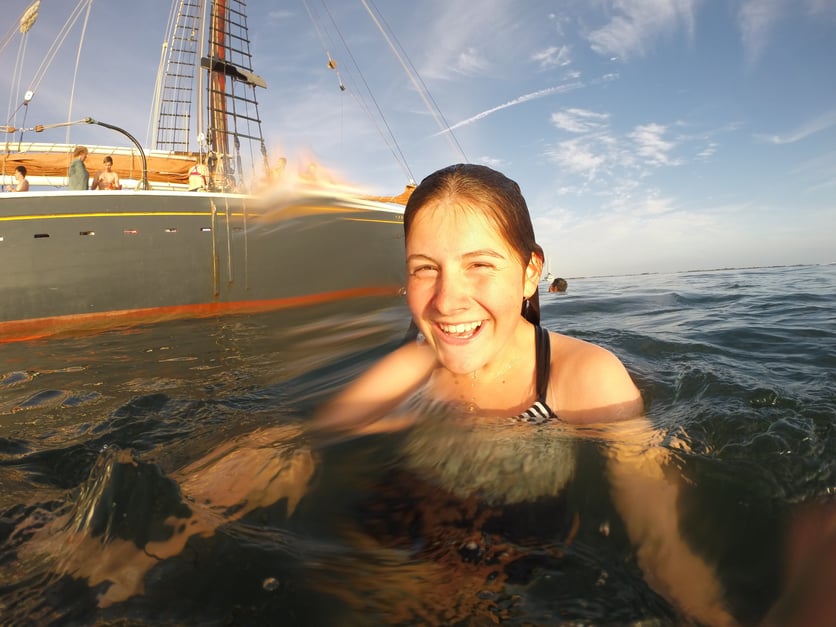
0, 264, 834, 625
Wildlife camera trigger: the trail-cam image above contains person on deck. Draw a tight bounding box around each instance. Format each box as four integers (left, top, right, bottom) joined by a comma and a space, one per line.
188, 157, 210, 191
67, 145, 90, 190
7, 165, 29, 192
91, 156, 122, 190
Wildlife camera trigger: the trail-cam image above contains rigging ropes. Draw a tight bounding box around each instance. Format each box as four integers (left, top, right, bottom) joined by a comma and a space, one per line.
146, 0, 181, 148
360, 0, 468, 163
24, 0, 94, 106
5, 18, 29, 134
3, 0, 95, 145
4, 1, 41, 135
303, 0, 415, 185
0, 1, 39, 57
66, 0, 94, 145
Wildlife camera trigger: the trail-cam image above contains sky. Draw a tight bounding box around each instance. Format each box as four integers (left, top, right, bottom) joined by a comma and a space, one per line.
2, 0, 835, 277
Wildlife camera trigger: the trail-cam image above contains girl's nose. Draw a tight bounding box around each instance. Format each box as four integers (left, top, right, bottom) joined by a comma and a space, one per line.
433, 270, 469, 314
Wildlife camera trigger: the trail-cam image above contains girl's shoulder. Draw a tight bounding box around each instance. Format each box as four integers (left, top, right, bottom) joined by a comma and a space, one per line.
547, 330, 621, 370
545, 331, 642, 424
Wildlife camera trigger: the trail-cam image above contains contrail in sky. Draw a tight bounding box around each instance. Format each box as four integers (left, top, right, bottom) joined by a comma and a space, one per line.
435, 82, 583, 136
757, 108, 836, 145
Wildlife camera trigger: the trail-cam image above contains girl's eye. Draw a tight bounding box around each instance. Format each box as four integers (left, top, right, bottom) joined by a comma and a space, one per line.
470, 262, 494, 270
409, 265, 438, 278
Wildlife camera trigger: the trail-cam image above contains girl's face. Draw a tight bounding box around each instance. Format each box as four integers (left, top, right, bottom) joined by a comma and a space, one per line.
405, 201, 541, 375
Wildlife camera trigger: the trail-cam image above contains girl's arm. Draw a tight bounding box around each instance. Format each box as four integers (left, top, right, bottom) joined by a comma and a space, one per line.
603, 423, 738, 626
309, 340, 437, 437
551, 333, 736, 623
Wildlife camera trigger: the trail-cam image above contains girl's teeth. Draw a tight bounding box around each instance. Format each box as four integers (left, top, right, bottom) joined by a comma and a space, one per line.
441, 321, 481, 334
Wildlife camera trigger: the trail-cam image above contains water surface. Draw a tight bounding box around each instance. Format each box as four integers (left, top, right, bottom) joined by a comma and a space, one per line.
1, 265, 834, 625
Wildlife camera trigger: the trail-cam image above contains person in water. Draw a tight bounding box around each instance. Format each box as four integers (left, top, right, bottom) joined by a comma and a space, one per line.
310, 164, 738, 623
315, 164, 639, 431
91, 156, 122, 190
21, 164, 774, 624
67, 145, 90, 190
549, 276, 568, 292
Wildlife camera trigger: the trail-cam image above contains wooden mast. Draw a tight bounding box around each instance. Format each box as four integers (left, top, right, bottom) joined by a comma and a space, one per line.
207, 0, 230, 188
151, 0, 268, 190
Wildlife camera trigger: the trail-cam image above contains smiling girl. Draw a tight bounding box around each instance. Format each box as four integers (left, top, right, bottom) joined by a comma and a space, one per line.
23, 164, 741, 624
311, 164, 738, 624
315, 163, 643, 433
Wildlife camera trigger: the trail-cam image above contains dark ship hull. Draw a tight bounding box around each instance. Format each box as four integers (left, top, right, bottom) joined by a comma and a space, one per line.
0, 189, 405, 342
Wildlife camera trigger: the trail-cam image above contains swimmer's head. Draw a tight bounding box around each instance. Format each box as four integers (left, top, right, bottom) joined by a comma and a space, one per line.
403, 164, 544, 324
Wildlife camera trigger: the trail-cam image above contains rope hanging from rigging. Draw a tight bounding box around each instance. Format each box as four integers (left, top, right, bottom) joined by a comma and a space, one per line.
327, 56, 345, 91
360, 0, 468, 164
305, 0, 416, 184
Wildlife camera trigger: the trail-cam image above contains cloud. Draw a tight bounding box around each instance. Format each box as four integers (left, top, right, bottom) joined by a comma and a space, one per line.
533, 202, 722, 276
756, 109, 836, 145
267, 10, 294, 21
545, 122, 680, 181
586, 0, 698, 59
531, 45, 572, 69
454, 47, 490, 75
530, 193, 833, 276
738, 0, 836, 64
547, 11, 572, 39
696, 142, 718, 160
738, 0, 786, 65
417, 1, 515, 80
550, 108, 610, 133
629, 123, 679, 166
477, 155, 509, 169
534, 156, 835, 274
545, 135, 611, 180
543, 119, 687, 204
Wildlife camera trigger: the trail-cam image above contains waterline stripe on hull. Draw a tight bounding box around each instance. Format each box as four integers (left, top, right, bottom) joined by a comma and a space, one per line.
343, 217, 405, 225
0, 285, 403, 344
0, 213, 403, 225
0, 211, 214, 222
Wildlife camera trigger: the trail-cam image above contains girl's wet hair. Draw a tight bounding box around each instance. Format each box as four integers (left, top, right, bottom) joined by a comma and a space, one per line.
403, 163, 544, 325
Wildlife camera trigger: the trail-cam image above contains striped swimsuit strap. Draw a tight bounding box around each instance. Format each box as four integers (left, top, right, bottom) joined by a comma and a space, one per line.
407, 325, 558, 424
511, 325, 557, 424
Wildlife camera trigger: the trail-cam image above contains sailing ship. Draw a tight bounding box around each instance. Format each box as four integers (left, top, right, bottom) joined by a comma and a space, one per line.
0, 0, 410, 343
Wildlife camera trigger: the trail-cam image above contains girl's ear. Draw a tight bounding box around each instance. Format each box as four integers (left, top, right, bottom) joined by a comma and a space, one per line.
524, 252, 544, 298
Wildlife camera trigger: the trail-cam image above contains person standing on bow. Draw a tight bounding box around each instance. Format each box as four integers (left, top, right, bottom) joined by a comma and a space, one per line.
91, 156, 122, 190
67, 145, 90, 190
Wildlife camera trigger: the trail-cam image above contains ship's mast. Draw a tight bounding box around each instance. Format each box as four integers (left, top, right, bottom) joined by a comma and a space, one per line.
150, 0, 268, 190
208, 0, 228, 175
